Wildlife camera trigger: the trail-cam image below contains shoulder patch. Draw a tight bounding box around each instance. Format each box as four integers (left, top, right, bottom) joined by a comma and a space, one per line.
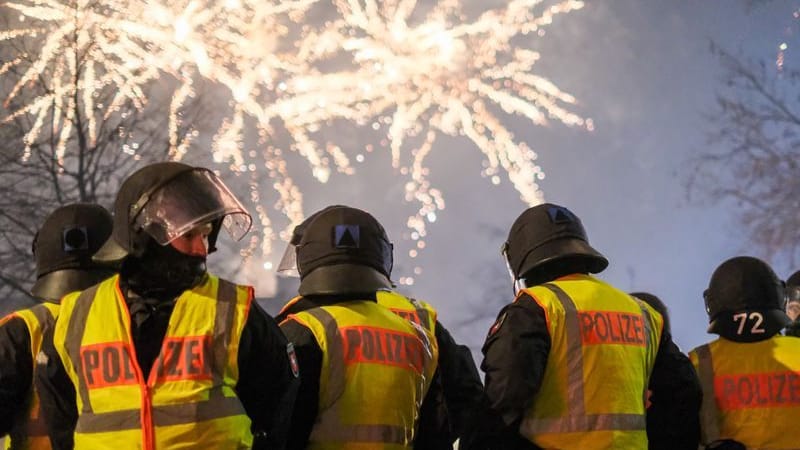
286, 343, 300, 378
488, 312, 507, 337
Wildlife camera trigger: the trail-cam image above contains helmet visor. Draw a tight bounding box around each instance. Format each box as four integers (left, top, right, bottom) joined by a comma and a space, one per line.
501, 242, 524, 293
277, 243, 300, 277
133, 169, 252, 245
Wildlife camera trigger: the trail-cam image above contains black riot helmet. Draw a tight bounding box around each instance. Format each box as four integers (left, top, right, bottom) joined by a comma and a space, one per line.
93, 162, 252, 263
31, 203, 115, 302
503, 203, 608, 289
704, 256, 789, 339
288, 205, 394, 297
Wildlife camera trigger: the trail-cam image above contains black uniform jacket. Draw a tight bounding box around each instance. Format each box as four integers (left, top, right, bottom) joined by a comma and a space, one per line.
276, 294, 480, 450
36, 285, 299, 450
0, 316, 36, 438
462, 289, 702, 450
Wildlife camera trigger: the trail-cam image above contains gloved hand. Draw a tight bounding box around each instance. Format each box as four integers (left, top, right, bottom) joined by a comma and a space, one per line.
786, 319, 800, 338
706, 439, 746, 450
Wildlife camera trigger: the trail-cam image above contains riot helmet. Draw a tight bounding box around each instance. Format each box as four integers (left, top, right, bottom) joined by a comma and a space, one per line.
785, 270, 800, 322
503, 203, 608, 290
31, 203, 115, 302
94, 162, 252, 263
290, 205, 394, 296
704, 256, 789, 339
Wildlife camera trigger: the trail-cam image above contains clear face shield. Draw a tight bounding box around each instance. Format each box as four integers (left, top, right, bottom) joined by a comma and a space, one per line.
277, 242, 300, 277
132, 169, 252, 246
501, 242, 526, 295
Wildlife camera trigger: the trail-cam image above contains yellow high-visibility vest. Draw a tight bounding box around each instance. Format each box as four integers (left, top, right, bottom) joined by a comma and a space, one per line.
285, 300, 438, 450
53, 274, 253, 450
689, 336, 800, 449
517, 274, 663, 449
376, 291, 437, 334
3, 302, 59, 450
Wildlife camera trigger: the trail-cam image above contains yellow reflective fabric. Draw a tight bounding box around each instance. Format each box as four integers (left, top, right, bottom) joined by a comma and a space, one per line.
376, 291, 437, 335
4, 302, 58, 450
53, 274, 253, 450
689, 336, 800, 450
518, 274, 662, 450
288, 300, 438, 450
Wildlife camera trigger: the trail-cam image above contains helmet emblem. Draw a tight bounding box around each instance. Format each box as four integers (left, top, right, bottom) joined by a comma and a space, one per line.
334, 224, 360, 248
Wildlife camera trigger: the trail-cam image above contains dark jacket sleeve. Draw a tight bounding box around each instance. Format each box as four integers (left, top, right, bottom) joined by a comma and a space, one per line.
646, 329, 702, 450
37, 324, 77, 450
462, 294, 549, 450
236, 302, 299, 450
278, 318, 321, 450
0, 316, 33, 436
433, 320, 484, 442
414, 368, 451, 450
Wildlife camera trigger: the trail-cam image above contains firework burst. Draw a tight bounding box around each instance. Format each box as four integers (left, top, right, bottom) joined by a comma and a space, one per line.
1, 0, 589, 287
282, 0, 590, 280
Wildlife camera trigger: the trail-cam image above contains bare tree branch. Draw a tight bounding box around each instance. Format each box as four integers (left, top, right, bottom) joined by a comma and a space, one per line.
0, 8, 204, 304
687, 42, 800, 269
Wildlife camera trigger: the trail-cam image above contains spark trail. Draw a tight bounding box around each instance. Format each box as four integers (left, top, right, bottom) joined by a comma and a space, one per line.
1, 0, 588, 286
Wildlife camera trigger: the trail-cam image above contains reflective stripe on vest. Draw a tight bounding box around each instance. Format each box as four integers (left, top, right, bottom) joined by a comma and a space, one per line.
376, 291, 437, 335
518, 283, 649, 435
5, 303, 58, 450
73, 395, 249, 432
302, 307, 413, 444
288, 301, 437, 448
694, 343, 721, 444
55, 275, 252, 449
689, 336, 800, 450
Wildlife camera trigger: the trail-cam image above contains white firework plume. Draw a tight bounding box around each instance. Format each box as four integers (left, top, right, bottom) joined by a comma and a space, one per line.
2, 0, 589, 286
280, 0, 590, 277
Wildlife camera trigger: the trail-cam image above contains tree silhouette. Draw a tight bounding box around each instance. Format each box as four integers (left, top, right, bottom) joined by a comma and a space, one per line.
688, 42, 800, 268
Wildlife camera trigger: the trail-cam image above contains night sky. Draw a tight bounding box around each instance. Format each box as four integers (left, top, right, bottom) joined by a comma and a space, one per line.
253, 1, 799, 356
2, 1, 797, 358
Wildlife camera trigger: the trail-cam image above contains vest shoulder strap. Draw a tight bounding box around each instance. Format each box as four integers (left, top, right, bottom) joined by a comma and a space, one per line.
694, 343, 721, 444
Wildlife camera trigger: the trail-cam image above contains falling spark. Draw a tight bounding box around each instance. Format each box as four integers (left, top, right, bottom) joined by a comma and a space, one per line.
291, 0, 589, 240
2, 0, 589, 281
0, 0, 320, 269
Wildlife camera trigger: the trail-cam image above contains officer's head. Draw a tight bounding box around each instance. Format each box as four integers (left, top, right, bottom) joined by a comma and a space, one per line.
95, 162, 251, 297
31, 203, 115, 303
503, 203, 608, 290
786, 270, 800, 322
282, 205, 393, 297
630, 292, 670, 335
704, 256, 789, 341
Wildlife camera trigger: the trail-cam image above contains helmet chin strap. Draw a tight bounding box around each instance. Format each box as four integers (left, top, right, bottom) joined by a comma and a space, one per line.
123, 240, 207, 301
503, 245, 527, 295
512, 278, 526, 296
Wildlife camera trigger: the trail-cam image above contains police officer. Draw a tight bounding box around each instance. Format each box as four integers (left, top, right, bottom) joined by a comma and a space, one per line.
785, 270, 800, 337
468, 203, 701, 450
276, 205, 484, 447
629, 291, 702, 450
38, 162, 298, 450
689, 256, 800, 450
0, 203, 114, 449
275, 205, 444, 449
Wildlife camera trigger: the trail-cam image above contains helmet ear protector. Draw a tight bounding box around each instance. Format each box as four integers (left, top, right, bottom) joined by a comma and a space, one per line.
63, 226, 90, 253
33, 226, 91, 255
30, 203, 115, 302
